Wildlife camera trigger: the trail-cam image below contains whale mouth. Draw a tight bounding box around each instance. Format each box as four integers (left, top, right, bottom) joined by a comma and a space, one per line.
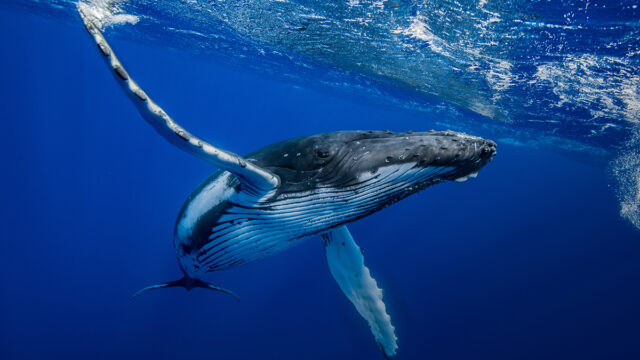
444, 137, 496, 182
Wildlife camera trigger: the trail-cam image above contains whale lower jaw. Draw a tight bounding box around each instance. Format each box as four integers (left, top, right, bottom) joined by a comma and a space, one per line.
454, 171, 479, 182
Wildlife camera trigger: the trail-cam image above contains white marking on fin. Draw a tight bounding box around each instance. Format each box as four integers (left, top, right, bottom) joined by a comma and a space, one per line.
178, 172, 235, 239
322, 226, 398, 358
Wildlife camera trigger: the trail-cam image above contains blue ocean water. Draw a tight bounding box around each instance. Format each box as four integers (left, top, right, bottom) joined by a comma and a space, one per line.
1, 1, 640, 359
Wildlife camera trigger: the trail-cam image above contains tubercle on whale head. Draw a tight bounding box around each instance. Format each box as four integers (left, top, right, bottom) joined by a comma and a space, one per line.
383, 130, 497, 174
417, 130, 497, 182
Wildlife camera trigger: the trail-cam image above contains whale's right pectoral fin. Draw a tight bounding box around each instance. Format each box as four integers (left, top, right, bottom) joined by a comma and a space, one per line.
76, 5, 279, 195
321, 226, 398, 358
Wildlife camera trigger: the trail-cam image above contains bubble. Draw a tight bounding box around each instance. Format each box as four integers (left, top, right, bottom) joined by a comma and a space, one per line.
610, 129, 640, 230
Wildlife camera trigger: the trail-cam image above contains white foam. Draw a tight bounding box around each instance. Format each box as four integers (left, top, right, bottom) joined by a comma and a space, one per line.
77, 0, 139, 29
468, 99, 498, 119
534, 54, 640, 125
393, 16, 453, 59
610, 130, 640, 230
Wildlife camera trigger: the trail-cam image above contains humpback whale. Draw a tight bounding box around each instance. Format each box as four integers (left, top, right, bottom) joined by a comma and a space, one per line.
78, 6, 496, 358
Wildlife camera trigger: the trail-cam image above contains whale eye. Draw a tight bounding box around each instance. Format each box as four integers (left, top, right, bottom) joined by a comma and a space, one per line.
315, 148, 331, 159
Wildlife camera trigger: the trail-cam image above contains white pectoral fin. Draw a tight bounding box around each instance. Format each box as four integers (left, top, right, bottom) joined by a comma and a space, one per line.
76, 5, 279, 194
322, 226, 398, 358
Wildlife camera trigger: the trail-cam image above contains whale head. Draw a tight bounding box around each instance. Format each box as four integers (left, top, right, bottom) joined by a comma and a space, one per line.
251, 130, 497, 194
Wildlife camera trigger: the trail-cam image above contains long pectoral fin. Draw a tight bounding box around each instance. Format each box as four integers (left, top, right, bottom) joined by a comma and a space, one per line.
321, 226, 398, 358
76, 4, 279, 195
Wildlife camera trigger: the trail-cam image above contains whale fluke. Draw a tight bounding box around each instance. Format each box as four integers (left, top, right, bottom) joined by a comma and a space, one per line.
132, 276, 240, 302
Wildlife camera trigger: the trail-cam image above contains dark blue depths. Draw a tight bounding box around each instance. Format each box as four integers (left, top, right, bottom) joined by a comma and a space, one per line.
1, 9, 639, 360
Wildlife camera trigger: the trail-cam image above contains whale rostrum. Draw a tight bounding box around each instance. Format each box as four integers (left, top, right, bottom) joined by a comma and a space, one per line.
77, 5, 496, 358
